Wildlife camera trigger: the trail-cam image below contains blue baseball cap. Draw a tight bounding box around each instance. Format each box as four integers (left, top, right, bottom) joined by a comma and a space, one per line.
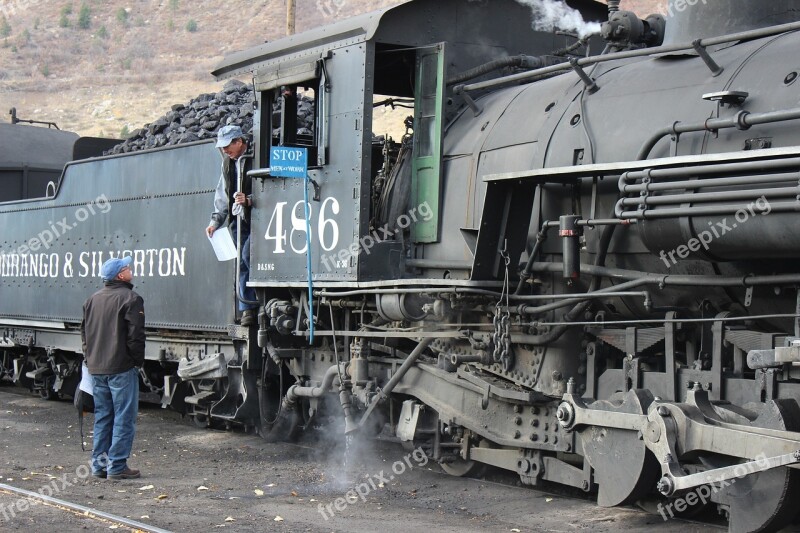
215, 125, 244, 148
101, 256, 133, 281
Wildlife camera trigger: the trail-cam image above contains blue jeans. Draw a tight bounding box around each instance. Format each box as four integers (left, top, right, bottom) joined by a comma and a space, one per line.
91, 367, 139, 475
234, 224, 258, 312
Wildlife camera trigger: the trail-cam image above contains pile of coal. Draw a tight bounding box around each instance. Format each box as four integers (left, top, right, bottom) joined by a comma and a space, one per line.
106, 80, 315, 155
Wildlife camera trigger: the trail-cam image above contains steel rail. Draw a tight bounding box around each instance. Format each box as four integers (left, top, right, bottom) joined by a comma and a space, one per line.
0, 482, 173, 533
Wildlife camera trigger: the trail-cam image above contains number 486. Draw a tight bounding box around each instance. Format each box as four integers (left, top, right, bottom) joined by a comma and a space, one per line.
264, 196, 340, 254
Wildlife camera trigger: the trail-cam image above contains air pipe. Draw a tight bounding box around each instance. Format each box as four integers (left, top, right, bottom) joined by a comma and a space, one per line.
636, 108, 800, 160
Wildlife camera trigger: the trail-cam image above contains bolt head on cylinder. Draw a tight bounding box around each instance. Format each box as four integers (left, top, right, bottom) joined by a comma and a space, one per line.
556, 402, 575, 429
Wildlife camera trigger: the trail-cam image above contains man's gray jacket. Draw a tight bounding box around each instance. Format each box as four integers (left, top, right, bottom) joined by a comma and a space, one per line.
208, 148, 253, 231
81, 280, 145, 375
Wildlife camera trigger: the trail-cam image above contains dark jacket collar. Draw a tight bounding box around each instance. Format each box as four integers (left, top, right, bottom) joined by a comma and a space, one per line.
103, 280, 134, 289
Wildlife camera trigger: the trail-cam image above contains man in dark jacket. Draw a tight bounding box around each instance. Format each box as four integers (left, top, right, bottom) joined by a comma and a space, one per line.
81, 256, 145, 480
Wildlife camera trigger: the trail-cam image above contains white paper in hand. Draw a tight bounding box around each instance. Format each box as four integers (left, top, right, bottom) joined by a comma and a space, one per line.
79, 362, 93, 394
208, 229, 237, 261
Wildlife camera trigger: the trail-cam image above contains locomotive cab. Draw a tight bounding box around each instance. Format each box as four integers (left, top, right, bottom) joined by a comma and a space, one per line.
212, 0, 607, 286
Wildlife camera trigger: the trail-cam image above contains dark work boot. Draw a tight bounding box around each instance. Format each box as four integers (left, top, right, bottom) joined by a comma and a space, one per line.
241, 309, 256, 327
107, 467, 141, 480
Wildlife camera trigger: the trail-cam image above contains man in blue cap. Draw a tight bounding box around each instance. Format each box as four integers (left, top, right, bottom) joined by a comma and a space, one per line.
81, 256, 145, 480
206, 124, 259, 326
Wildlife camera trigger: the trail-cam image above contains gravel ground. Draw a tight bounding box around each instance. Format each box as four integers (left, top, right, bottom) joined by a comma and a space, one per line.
0, 385, 719, 532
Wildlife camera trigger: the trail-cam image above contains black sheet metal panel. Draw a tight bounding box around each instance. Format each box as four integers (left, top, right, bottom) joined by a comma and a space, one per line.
0, 123, 79, 201
0, 141, 235, 331
0, 123, 78, 168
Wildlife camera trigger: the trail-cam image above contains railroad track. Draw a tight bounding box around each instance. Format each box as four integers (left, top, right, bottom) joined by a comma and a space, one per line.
0, 482, 172, 532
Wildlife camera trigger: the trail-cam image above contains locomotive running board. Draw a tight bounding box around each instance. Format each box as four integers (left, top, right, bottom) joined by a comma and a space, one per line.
482, 145, 800, 183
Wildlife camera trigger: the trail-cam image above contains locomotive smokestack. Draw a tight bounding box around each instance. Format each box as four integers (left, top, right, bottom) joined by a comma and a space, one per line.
607, 0, 620, 16
662, 0, 798, 46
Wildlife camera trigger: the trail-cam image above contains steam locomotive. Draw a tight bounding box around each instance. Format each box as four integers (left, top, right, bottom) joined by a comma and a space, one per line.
3, 0, 800, 530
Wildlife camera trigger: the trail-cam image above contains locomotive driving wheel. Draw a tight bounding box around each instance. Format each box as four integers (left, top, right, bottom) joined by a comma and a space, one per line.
707, 399, 800, 533
578, 390, 661, 507
440, 455, 483, 477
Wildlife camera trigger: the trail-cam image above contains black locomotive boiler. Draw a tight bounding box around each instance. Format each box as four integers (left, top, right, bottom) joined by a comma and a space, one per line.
4, 0, 800, 530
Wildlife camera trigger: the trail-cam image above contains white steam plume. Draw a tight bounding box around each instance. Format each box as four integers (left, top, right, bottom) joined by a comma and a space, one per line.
517, 0, 602, 38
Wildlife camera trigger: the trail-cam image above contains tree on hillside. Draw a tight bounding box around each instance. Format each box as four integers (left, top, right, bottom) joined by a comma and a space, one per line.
59, 4, 72, 28
185, 19, 197, 32
116, 8, 129, 27
78, 3, 91, 29
0, 15, 11, 38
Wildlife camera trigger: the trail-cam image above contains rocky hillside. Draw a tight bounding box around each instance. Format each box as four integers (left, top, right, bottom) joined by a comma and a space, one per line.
0, 0, 662, 138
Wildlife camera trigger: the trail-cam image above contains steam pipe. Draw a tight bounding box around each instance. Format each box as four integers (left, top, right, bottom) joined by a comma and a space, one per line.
450, 353, 488, 366
357, 337, 434, 429
405, 258, 473, 270
263, 363, 345, 442
532, 262, 800, 287
283, 363, 343, 402
512, 264, 800, 327
518, 279, 650, 316
636, 108, 800, 160
318, 285, 642, 302
515, 220, 550, 295
447, 55, 545, 86
618, 186, 800, 207
516, 223, 618, 344
617, 200, 800, 220
620, 170, 800, 194
623, 159, 800, 183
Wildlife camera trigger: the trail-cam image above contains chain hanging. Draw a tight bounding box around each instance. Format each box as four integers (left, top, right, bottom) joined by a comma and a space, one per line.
492, 243, 513, 371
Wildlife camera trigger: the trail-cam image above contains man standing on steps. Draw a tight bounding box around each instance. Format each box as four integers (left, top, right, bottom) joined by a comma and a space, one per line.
206, 124, 259, 326
81, 256, 144, 480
